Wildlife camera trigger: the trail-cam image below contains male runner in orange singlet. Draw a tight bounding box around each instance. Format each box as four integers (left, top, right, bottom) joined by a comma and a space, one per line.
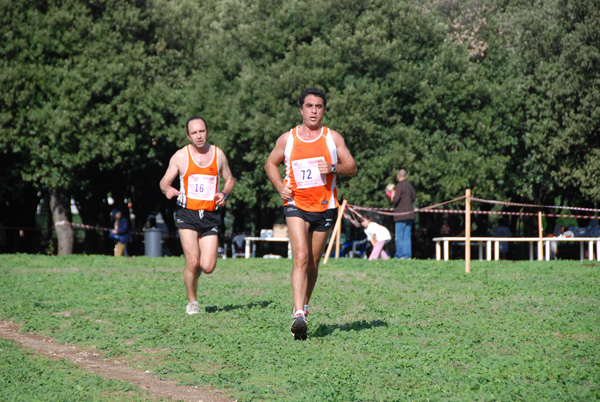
160, 116, 235, 315
265, 88, 357, 339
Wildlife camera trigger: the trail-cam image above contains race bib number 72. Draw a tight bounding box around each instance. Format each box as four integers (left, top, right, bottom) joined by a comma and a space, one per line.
292, 157, 326, 189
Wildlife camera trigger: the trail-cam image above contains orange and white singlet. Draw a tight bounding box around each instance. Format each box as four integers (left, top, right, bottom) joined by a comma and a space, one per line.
283, 126, 338, 212
177, 145, 220, 211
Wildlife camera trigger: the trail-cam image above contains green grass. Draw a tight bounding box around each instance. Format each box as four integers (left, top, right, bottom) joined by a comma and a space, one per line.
1, 255, 599, 401
0, 337, 172, 402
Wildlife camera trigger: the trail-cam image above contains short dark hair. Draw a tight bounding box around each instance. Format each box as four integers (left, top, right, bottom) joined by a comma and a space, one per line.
186, 115, 208, 135
298, 88, 327, 108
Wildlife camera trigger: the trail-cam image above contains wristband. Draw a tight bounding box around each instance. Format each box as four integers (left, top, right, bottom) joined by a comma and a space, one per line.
223, 193, 228, 200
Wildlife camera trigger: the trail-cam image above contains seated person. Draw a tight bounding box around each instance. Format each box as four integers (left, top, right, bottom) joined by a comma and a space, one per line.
231, 234, 247, 257
493, 218, 512, 258
564, 219, 599, 237
586, 219, 600, 237
440, 219, 452, 236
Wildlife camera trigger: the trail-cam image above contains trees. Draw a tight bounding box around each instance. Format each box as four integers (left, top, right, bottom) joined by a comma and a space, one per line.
1, 0, 183, 253
490, 0, 600, 207
1, 0, 597, 254
169, 0, 524, 214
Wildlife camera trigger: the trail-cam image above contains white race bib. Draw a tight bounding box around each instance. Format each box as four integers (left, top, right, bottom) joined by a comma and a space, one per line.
188, 174, 217, 200
292, 157, 326, 189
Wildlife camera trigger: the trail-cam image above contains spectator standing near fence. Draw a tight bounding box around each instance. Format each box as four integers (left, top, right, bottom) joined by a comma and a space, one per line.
390, 169, 416, 259
159, 116, 235, 315
109, 209, 132, 256
265, 87, 357, 340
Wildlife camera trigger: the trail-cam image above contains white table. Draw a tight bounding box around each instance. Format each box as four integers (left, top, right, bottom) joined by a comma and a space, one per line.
542, 237, 600, 261
433, 236, 600, 261
433, 237, 543, 261
244, 237, 292, 259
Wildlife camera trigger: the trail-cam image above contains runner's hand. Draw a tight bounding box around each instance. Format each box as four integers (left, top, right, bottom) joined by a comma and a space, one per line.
215, 192, 227, 207
280, 183, 293, 200
164, 187, 180, 200
318, 160, 332, 174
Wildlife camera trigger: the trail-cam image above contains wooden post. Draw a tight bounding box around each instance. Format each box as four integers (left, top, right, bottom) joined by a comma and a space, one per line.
324, 200, 347, 264
465, 189, 471, 273
335, 213, 342, 259
323, 223, 338, 265
537, 211, 543, 261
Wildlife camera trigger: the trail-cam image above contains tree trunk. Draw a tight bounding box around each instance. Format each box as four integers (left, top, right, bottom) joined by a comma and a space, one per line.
50, 189, 73, 255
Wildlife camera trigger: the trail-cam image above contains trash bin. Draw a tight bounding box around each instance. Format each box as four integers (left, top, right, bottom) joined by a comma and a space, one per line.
144, 228, 163, 257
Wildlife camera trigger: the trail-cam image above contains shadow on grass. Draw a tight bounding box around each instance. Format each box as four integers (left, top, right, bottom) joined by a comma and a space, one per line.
205, 300, 273, 313
310, 319, 388, 338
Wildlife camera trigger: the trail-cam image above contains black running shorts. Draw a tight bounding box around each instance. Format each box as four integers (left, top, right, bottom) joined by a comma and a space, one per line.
283, 206, 337, 232
175, 207, 222, 237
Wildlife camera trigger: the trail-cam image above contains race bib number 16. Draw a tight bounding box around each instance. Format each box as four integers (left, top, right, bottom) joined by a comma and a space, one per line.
292, 157, 326, 189
188, 174, 217, 200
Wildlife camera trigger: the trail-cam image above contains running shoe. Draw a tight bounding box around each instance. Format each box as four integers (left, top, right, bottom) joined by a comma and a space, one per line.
186, 301, 200, 315
292, 306, 310, 319
291, 311, 307, 340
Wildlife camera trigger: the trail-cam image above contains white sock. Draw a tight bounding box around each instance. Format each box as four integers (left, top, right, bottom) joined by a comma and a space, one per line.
304, 304, 309, 314
295, 309, 305, 316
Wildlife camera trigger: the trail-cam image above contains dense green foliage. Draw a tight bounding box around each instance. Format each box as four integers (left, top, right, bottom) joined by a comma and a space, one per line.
0, 0, 183, 237
1, 0, 599, 251
1, 255, 599, 401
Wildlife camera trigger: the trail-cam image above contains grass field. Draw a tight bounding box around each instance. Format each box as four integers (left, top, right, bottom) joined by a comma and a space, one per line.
0, 336, 174, 402
0, 255, 599, 401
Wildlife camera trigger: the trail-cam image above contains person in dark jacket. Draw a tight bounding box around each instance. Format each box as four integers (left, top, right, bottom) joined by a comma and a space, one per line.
109, 209, 132, 256
390, 169, 416, 259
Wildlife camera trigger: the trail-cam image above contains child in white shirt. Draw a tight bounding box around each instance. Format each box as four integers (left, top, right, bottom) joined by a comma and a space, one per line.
361, 217, 391, 260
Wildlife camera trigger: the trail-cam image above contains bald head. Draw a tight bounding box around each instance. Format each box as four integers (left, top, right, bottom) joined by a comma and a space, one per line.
397, 169, 408, 181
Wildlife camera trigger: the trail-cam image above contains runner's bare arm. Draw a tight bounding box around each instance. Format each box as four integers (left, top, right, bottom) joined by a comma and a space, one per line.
265, 132, 293, 200
159, 150, 185, 200
215, 148, 235, 207
317, 130, 357, 176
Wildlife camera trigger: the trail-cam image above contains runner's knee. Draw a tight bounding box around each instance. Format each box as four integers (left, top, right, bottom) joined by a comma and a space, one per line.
201, 260, 217, 274
185, 255, 202, 271
293, 249, 309, 266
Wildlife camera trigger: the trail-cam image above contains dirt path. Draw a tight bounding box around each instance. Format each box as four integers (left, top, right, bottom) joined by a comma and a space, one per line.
0, 319, 233, 402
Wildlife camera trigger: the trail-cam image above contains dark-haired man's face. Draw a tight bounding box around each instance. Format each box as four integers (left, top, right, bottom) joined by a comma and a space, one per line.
300, 95, 325, 130
186, 119, 209, 150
